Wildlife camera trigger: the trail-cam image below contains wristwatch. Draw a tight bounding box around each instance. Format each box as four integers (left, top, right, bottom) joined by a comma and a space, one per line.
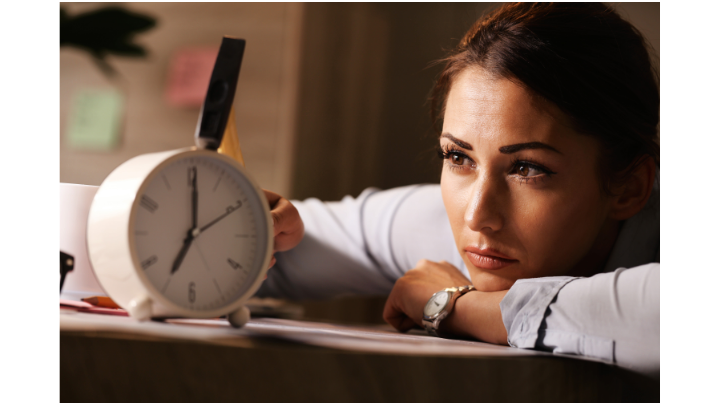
422, 285, 476, 337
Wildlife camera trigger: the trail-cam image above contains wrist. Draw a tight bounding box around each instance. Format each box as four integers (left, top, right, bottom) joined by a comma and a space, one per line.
422, 285, 475, 337
442, 290, 509, 345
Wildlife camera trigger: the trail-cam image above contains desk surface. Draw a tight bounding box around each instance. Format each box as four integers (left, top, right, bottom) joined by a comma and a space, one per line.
60, 310, 659, 402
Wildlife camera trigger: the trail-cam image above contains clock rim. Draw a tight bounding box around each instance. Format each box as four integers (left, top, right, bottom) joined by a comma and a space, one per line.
85, 146, 273, 319
127, 148, 273, 318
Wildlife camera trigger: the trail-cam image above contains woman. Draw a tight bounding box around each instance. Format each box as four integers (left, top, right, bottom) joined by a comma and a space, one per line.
258, 3, 659, 378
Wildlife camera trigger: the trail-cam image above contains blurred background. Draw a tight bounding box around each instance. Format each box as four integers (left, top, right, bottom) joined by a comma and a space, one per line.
60, 2, 659, 203
60, 2, 659, 323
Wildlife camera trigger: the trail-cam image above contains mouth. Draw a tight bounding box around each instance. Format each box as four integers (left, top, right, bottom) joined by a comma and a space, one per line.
464, 246, 518, 270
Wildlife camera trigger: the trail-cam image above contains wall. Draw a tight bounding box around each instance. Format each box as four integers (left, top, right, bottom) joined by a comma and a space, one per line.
290, 2, 660, 202
60, 2, 303, 197
60, 2, 659, 203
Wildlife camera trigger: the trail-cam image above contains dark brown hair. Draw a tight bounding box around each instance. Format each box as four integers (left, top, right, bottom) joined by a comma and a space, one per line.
430, 3, 659, 192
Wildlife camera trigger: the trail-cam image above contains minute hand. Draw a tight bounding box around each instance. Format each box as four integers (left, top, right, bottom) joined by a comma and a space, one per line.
199, 200, 243, 234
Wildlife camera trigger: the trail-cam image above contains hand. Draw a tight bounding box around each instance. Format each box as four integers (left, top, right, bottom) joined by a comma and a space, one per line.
383, 259, 509, 344
264, 189, 304, 268
383, 259, 471, 332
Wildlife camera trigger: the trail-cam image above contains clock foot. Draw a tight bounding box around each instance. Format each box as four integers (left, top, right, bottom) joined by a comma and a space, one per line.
228, 305, 250, 328
127, 294, 153, 321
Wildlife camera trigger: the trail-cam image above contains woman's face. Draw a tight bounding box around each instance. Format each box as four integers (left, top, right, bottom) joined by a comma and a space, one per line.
440, 68, 618, 292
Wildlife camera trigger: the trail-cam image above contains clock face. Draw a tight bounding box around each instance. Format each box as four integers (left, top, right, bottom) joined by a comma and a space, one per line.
424, 290, 450, 317
131, 153, 270, 312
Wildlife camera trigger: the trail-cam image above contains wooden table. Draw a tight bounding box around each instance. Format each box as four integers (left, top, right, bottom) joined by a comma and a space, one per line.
60, 310, 659, 402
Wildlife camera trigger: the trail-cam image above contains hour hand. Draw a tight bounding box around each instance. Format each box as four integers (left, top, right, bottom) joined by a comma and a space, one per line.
171, 229, 194, 274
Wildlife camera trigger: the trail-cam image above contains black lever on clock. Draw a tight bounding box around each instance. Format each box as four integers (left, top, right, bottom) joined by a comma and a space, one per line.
194, 36, 246, 151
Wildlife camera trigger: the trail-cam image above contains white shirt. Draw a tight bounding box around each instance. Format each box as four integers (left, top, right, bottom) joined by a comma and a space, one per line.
257, 183, 660, 377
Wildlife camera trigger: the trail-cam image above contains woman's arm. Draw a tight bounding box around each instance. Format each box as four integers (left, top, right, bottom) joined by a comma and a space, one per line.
384, 261, 660, 377
381, 259, 509, 344
257, 185, 464, 300
502, 263, 660, 377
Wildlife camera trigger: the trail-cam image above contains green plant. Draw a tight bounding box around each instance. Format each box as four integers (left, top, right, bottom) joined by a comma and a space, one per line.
60, 6, 156, 77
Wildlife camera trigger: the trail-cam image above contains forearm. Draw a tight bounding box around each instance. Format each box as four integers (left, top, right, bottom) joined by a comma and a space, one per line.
443, 290, 508, 345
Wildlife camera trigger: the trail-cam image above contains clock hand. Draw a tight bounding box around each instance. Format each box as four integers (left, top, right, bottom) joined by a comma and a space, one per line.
191, 166, 198, 229
170, 228, 196, 274
198, 200, 242, 234
171, 166, 200, 275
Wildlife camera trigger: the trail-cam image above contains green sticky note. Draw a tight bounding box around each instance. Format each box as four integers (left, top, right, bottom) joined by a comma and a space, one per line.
67, 89, 124, 150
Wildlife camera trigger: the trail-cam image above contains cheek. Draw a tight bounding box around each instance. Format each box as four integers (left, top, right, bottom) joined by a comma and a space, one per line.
515, 184, 608, 274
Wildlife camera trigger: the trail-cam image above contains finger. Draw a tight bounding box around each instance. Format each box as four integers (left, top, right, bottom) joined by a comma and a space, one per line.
383, 311, 417, 332
383, 295, 419, 332
397, 316, 418, 332
270, 197, 299, 234
268, 256, 276, 269
418, 259, 471, 285
271, 200, 305, 252
263, 189, 282, 208
414, 258, 434, 269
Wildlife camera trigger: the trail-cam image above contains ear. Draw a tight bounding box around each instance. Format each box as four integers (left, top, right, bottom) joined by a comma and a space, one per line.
608, 156, 657, 220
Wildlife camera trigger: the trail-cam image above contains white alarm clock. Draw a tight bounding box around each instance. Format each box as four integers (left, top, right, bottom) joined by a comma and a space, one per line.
86, 37, 271, 327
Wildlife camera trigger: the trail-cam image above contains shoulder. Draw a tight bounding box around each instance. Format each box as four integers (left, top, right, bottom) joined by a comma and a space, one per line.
366, 184, 466, 277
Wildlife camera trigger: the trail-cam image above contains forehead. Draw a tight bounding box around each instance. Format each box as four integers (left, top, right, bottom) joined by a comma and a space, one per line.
442, 68, 572, 146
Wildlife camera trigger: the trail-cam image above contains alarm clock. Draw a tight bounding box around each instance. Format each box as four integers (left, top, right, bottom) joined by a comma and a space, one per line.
86, 37, 271, 327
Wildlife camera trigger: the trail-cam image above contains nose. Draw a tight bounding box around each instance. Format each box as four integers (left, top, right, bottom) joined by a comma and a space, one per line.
464, 172, 504, 233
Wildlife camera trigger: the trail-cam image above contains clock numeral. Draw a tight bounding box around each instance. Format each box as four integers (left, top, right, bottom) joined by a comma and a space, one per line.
226, 200, 243, 214
141, 255, 157, 270
140, 195, 158, 213
161, 173, 172, 190
213, 175, 222, 192
227, 258, 242, 270
188, 282, 196, 303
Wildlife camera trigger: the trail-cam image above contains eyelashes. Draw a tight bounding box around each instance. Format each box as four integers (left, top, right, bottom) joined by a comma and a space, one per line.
436, 144, 473, 168
437, 143, 556, 183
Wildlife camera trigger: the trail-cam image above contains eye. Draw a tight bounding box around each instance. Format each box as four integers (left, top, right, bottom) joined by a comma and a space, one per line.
515, 162, 540, 177
510, 159, 555, 179
449, 152, 469, 166
437, 144, 474, 170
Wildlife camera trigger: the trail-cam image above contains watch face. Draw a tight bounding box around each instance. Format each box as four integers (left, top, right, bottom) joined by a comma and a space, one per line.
132, 153, 270, 312
424, 290, 450, 317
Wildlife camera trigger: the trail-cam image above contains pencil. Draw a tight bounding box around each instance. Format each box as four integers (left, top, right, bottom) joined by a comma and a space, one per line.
81, 296, 120, 309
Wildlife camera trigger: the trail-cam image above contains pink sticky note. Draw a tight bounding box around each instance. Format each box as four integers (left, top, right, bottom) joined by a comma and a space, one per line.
165, 46, 219, 108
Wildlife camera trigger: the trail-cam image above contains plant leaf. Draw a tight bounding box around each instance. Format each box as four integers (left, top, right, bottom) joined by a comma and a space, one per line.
60, 6, 156, 60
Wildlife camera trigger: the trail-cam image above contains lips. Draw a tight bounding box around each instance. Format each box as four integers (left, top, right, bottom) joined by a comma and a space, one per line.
464, 246, 518, 270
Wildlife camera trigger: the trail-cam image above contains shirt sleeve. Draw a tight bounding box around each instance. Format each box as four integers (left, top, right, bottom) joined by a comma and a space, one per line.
500, 263, 660, 377
255, 184, 464, 300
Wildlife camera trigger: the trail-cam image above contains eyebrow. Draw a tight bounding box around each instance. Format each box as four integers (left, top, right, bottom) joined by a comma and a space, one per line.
441, 133, 562, 155
499, 142, 562, 155
440, 133, 473, 150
